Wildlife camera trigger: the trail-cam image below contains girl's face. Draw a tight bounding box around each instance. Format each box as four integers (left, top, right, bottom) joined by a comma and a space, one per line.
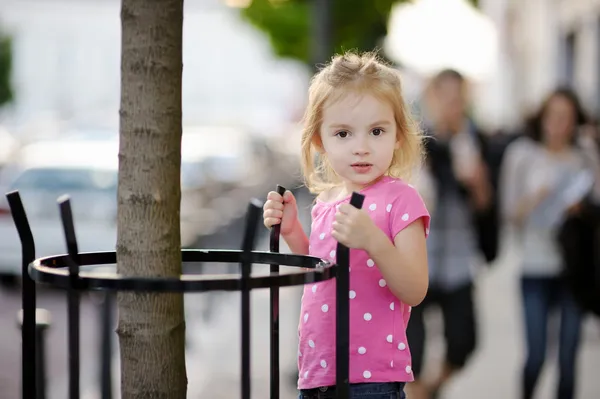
542, 95, 577, 148
319, 92, 399, 192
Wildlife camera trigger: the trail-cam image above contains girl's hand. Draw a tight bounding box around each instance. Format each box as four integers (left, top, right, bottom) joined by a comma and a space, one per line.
263, 190, 299, 236
332, 203, 378, 250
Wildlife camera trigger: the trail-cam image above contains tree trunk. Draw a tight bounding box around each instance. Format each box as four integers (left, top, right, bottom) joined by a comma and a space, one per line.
116, 0, 187, 398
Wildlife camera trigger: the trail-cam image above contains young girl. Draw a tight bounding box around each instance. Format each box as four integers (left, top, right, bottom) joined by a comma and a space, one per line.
263, 52, 430, 398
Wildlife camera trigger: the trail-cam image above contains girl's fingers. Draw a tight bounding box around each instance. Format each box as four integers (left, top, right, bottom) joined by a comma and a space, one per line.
264, 209, 283, 220
264, 217, 282, 228
266, 191, 284, 202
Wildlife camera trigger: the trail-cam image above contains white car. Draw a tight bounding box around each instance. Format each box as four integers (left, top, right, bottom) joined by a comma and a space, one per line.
0, 139, 119, 285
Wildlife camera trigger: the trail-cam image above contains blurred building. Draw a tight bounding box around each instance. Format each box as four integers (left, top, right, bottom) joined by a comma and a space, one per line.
480, 0, 600, 127
0, 0, 310, 136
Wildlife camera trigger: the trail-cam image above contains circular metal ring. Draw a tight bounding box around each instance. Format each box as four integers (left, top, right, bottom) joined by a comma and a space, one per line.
29, 250, 336, 293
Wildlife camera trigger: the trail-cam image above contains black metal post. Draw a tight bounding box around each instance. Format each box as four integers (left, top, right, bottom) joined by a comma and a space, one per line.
100, 292, 114, 399
6, 191, 37, 399
335, 192, 364, 398
58, 196, 81, 399
34, 309, 51, 399
17, 308, 50, 399
269, 185, 286, 399
240, 199, 262, 399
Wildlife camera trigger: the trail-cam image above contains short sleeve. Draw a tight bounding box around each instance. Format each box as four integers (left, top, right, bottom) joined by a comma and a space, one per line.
388, 184, 431, 239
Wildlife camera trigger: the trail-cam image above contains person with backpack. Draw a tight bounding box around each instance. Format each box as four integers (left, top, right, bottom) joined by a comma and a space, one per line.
406, 69, 500, 399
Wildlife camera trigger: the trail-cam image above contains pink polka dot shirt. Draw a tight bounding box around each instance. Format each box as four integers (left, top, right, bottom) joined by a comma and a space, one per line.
297, 176, 430, 389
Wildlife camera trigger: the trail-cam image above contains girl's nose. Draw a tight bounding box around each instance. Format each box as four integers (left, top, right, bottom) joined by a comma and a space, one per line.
352, 137, 370, 155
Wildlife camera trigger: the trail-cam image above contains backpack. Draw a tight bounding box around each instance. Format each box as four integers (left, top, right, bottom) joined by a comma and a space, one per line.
424, 126, 507, 264
557, 200, 600, 317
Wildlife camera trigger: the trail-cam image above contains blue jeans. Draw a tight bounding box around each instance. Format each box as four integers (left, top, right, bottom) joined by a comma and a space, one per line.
521, 277, 583, 399
298, 382, 406, 399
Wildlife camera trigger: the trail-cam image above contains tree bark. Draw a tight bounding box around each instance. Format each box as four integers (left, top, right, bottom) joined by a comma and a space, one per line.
117, 0, 187, 398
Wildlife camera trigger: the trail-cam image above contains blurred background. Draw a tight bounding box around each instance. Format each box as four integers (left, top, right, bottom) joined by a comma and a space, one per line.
0, 0, 599, 398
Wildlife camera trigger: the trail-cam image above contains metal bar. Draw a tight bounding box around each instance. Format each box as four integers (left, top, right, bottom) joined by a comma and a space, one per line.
58, 195, 81, 399
240, 199, 262, 399
335, 192, 364, 398
269, 185, 286, 399
34, 309, 51, 399
100, 292, 114, 399
6, 191, 37, 399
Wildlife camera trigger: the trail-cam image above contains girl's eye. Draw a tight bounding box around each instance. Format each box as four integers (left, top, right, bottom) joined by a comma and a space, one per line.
336, 131, 349, 138
371, 128, 384, 136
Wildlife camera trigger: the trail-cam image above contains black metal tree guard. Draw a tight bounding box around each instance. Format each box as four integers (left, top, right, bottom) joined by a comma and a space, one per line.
7, 186, 365, 399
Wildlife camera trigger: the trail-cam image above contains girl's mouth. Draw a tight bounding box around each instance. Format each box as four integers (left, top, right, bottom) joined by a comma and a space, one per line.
351, 163, 373, 174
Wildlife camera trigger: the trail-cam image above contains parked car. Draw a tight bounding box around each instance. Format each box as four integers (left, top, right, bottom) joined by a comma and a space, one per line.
0, 139, 119, 286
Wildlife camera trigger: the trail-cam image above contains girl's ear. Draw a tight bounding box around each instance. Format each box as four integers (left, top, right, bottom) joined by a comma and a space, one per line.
314, 134, 325, 154
394, 132, 402, 150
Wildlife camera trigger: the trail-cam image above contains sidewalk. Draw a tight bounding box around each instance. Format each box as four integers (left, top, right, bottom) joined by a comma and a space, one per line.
84, 197, 600, 399
438, 238, 600, 399
184, 238, 600, 399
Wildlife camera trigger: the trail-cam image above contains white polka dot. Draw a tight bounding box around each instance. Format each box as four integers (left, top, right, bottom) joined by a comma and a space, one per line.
363, 370, 372, 379
304, 371, 309, 379
303, 313, 309, 323
363, 313, 372, 321
408, 183, 414, 188
398, 342, 406, 350
386, 334, 393, 343
349, 290, 356, 299
358, 347, 367, 354
321, 304, 329, 312
390, 302, 395, 310
390, 360, 394, 367
366, 259, 375, 267
311, 285, 317, 293
319, 232, 326, 240
379, 279, 387, 287
308, 340, 315, 348
320, 359, 327, 368
298, 349, 302, 357
386, 204, 392, 212
408, 306, 412, 313
426, 227, 430, 235
330, 250, 336, 258
369, 203, 377, 211
405, 365, 412, 374
401, 213, 409, 221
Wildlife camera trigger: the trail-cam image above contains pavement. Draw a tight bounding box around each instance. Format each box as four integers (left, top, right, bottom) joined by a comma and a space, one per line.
2, 187, 599, 399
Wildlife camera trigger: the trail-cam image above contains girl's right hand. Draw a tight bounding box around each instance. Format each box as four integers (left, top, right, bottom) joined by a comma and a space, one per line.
263, 190, 298, 235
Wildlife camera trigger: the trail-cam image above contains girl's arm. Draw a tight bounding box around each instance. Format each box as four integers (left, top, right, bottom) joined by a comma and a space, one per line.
282, 219, 309, 255
365, 219, 428, 307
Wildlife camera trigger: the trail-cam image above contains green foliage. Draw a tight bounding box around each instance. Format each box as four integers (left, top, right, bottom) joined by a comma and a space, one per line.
241, 0, 401, 65
242, 0, 480, 66
0, 34, 13, 107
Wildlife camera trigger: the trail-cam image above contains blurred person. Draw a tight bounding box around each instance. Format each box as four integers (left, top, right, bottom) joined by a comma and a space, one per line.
499, 88, 596, 399
263, 51, 430, 398
407, 69, 498, 399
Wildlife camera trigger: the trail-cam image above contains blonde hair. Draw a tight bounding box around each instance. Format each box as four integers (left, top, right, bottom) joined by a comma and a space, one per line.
300, 51, 424, 194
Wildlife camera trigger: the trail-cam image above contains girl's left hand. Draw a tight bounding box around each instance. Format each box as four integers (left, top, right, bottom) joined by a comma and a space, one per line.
332, 204, 378, 250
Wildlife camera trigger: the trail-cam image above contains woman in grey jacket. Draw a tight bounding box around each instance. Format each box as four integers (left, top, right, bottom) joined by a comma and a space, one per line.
500, 88, 595, 399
